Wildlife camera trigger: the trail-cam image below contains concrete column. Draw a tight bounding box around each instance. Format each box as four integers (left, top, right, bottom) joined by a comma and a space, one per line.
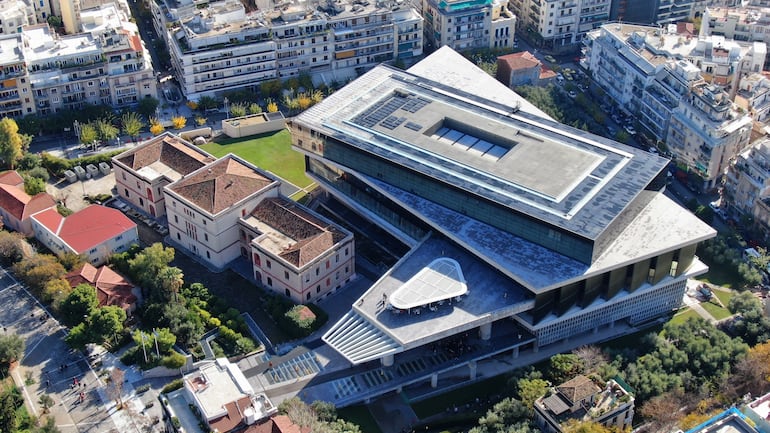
609, 320, 615, 329
479, 322, 492, 341
593, 326, 598, 334
512, 346, 519, 359
381, 354, 394, 367
430, 373, 438, 388
468, 361, 477, 380
396, 386, 403, 394
533, 340, 539, 353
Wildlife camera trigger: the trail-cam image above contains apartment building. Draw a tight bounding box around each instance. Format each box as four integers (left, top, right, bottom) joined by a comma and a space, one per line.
509, 0, 610, 51
584, 23, 754, 189
724, 138, 770, 218
150, 0, 423, 101
703, 5, 770, 46
164, 154, 280, 270
734, 73, 770, 124
0, 3, 156, 118
240, 197, 355, 303
421, 0, 515, 51
0, 1, 35, 35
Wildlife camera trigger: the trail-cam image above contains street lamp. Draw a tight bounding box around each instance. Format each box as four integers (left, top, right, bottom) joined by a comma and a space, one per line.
223, 97, 229, 118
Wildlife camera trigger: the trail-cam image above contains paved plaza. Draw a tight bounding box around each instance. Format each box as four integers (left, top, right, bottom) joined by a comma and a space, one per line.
0, 267, 166, 433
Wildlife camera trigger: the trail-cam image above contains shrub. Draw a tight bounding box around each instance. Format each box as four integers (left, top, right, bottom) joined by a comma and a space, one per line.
136, 384, 151, 394
161, 379, 183, 394
25, 166, 50, 182
161, 351, 187, 369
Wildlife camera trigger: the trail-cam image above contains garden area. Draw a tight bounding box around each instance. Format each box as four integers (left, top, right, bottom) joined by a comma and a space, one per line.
199, 130, 312, 189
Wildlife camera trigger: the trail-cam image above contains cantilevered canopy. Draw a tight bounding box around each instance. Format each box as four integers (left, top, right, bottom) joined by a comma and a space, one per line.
388, 258, 467, 310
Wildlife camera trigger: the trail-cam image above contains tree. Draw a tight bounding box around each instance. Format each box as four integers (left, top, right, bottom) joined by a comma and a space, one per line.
572, 346, 608, 375
149, 118, 164, 136
230, 102, 247, 117
248, 103, 263, 115
516, 378, 549, 411
160, 351, 186, 369
197, 96, 218, 111
128, 243, 175, 293
548, 354, 584, 384
561, 420, 613, 433
79, 123, 98, 147
0, 230, 23, 266
106, 368, 125, 408
472, 398, 532, 433
137, 97, 160, 120
34, 416, 61, 433
0, 389, 20, 433
89, 306, 127, 344
195, 116, 207, 127
121, 112, 145, 140
41, 278, 72, 305
58, 252, 85, 271
171, 116, 187, 130
46, 15, 62, 28
12, 254, 66, 295
58, 284, 98, 327
133, 328, 176, 356
267, 99, 279, 113
0, 117, 29, 169
94, 117, 119, 143
639, 389, 688, 432
0, 334, 24, 366
38, 394, 54, 413
24, 176, 46, 195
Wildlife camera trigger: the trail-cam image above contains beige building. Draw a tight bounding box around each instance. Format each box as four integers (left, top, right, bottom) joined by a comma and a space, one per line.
724, 138, 770, 219
241, 197, 355, 303
112, 133, 216, 219
164, 154, 280, 270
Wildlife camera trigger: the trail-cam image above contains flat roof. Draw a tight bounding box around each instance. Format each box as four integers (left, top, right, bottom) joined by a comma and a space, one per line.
323, 235, 533, 364
185, 359, 253, 421
295, 56, 669, 241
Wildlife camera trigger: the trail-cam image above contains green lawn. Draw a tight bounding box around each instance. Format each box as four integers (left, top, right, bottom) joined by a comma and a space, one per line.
699, 299, 732, 321
200, 130, 312, 188
669, 308, 701, 326
409, 376, 511, 419
698, 262, 741, 289
711, 288, 733, 308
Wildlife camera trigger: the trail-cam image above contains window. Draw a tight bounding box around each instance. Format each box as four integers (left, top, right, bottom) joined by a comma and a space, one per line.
345, 247, 349, 256
89, 248, 97, 253
326, 260, 330, 269
315, 268, 319, 276
267, 277, 273, 286
177, 233, 181, 240
253, 254, 261, 266
284, 271, 289, 280
266, 260, 272, 269
206, 251, 210, 259
139, 198, 144, 206
316, 285, 321, 293
326, 278, 330, 287
174, 215, 178, 223
116, 235, 123, 241
124, 189, 129, 197
285, 288, 290, 297
204, 233, 208, 242
122, 172, 126, 180
335, 254, 339, 263
306, 292, 311, 300
203, 220, 206, 226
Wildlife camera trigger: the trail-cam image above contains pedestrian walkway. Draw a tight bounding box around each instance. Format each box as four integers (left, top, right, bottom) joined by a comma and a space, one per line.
263, 351, 322, 385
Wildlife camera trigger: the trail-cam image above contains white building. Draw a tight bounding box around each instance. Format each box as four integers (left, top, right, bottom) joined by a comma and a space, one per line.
509, 0, 610, 52
724, 138, 770, 216
583, 23, 754, 189
150, 0, 423, 100
182, 359, 277, 432
0, 2, 156, 118
30, 205, 138, 265
164, 154, 280, 270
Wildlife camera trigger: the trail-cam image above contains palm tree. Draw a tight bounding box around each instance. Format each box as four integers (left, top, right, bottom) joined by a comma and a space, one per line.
157, 267, 184, 302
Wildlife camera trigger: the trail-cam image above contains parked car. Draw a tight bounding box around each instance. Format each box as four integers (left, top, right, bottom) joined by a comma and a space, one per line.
624, 125, 637, 135
544, 55, 557, 63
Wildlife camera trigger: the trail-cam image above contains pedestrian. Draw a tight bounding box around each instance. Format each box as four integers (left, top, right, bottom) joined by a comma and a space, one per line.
45, 380, 50, 387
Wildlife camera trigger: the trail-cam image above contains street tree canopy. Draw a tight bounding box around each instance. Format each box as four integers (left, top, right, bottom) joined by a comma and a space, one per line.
0, 118, 30, 170
0, 334, 24, 367
59, 284, 99, 327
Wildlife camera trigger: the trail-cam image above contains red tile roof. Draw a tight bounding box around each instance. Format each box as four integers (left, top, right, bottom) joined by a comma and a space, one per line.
210, 396, 252, 433
116, 133, 215, 178
243, 415, 309, 433
170, 155, 275, 214
65, 263, 137, 311
0, 171, 56, 221
497, 51, 541, 70
33, 205, 136, 254
250, 197, 348, 267
0, 171, 24, 186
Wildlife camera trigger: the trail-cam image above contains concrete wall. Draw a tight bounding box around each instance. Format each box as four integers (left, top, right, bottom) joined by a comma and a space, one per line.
222, 113, 286, 138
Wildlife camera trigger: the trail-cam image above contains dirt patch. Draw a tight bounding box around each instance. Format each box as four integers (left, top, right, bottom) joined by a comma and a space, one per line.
46, 173, 116, 212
